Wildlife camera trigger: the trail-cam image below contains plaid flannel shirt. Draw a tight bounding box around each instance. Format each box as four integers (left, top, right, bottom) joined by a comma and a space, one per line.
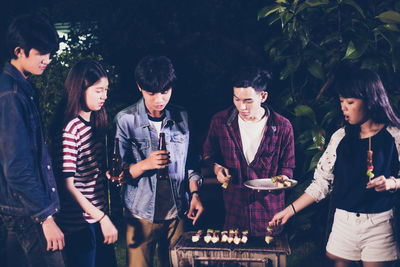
203, 105, 295, 236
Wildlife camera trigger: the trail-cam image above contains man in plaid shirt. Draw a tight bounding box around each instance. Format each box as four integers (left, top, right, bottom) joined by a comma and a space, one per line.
203, 67, 295, 236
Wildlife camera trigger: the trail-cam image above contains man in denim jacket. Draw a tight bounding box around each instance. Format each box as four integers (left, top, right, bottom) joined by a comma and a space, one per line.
0, 15, 64, 266
115, 55, 203, 267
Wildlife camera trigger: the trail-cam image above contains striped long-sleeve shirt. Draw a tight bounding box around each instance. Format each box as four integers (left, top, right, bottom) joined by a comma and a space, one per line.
57, 116, 105, 233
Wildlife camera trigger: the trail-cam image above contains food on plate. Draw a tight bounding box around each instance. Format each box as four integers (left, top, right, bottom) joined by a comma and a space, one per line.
241, 230, 248, 244
204, 229, 213, 243
271, 175, 291, 188
192, 230, 203, 242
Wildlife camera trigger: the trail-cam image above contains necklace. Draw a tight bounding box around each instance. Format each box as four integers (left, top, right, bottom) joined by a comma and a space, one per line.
366, 136, 374, 181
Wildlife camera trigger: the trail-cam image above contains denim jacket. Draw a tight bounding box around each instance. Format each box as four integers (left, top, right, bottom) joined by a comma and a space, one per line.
0, 63, 59, 223
115, 98, 201, 222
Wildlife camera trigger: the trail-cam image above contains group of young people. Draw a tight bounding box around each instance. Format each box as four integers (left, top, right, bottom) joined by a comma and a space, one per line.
1, 13, 400, 267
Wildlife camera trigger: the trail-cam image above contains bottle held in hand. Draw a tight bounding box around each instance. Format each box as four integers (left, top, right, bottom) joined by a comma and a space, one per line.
157, 133, 169, 180
110, 138, 123, 186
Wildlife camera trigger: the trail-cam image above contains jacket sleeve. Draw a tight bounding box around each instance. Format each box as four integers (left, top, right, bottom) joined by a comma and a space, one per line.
277, 122, 295, 178
0, 92, 53, 220
202, 116, 222, 166
305, 128, 345, 202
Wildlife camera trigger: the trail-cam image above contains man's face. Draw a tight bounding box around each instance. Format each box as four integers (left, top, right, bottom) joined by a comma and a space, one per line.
140, 87, 172, 117
15, 48, 51, 77
233, 87, 267, 121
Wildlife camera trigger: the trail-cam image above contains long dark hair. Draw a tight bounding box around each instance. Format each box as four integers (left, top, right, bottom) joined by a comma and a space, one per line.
64, 59, 108, 137
333, 67, 400, 139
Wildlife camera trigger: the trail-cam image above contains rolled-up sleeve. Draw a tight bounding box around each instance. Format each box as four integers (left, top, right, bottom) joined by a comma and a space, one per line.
305, 128, 345, 202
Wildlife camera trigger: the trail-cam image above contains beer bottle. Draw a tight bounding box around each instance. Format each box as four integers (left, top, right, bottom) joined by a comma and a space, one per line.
110, 138, 122, 183
157, 133, 169, 179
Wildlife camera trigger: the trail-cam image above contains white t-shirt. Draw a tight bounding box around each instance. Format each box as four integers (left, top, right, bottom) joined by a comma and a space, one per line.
238, 114, 268, 165
149, 120, 162, 136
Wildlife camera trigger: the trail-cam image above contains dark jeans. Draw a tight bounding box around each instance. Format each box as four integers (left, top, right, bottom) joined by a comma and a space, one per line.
0, 214, 65, 267
64, 222, 117, 267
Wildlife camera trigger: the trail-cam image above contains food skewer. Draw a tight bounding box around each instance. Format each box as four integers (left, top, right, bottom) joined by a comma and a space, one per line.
192, 230, 203, 243
211, 230, 220, 243
241, 230, 248, 244
366, 136, 374, 182
233, 229, 241, 245
204, 229, 213, 243
227, 229, 234, 243
265, 225, 274, 244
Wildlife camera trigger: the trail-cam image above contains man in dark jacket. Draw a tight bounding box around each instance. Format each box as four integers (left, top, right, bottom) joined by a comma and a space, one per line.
0, 15, 65, 267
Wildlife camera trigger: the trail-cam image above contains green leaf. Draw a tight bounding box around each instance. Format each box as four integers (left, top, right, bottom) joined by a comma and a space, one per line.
307, 150, 324, 172
294, 105, 317, 124
342, 0, 365, 19
305, 0, 329, 7
258, 4, 281, 20
376, 11, 400, 24
307, 61, 325, 80
343, 41, 356, 59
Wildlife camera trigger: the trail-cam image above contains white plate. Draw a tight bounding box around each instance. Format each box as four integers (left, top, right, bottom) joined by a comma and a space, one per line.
244, 178, 298, 191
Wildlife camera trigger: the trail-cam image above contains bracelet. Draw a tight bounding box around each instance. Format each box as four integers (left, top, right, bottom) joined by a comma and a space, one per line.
190, 190, 200, 197
290, 203, 297, 215
98, 213, 106, 222
389, 177, 398, 193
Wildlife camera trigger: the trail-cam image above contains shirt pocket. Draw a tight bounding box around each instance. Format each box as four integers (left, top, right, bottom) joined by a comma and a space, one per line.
130, 138, 150, 161
168, 133, 188, 163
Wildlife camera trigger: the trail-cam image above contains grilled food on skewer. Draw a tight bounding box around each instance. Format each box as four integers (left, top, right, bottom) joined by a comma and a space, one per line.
204, 229, 213, 243
271, 175, 291, 188
233, 229, 241, 245
227, 229, 234, 243
265, 225, 274, 244
265, 235, 274, 244
241, 230, 248, 244
211, 230, 220, 243
221, 175, 232, 189
221, 230, 228, 242
192, 230, 203, 242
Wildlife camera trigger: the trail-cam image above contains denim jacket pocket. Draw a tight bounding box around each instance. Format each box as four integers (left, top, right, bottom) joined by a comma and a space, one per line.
130, 138, 150, 161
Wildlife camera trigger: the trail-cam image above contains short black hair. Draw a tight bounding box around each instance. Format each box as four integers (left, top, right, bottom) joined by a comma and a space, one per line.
134, 55, 176, 93
6, 14, 59, 59
232, 67, 271, 92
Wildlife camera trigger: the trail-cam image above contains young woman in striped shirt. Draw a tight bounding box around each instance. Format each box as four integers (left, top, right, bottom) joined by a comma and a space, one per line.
57, 59, 118, 267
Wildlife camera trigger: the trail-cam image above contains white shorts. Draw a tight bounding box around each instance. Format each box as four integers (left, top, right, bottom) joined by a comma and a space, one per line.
326, 208, 399, 262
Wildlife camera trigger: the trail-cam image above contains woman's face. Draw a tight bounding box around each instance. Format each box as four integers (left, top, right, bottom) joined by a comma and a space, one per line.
84, 77, 109, 111
339, 96, 368, 125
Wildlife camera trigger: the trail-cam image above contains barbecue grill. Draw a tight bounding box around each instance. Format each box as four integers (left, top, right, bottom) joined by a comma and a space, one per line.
170, 232, 291, 267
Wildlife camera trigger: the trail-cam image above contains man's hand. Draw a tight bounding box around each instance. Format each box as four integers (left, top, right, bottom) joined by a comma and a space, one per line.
141, 150, 169, 171
214, 164, 230, 184
99, 215, 118, 244
366, 175, 397, 192
187, 194, 204, 225
41, 216, 65, 251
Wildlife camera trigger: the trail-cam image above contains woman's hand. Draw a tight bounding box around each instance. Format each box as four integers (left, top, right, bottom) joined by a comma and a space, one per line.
366, 175, 397, 192
269, 206, 294, 227
99, 215, 118, 244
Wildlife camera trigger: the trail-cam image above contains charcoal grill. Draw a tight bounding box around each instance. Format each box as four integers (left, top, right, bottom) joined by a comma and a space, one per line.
170, 232, 290, 267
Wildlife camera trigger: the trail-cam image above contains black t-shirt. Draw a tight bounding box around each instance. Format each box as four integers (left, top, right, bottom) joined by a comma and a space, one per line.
333, 127, 399, 213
